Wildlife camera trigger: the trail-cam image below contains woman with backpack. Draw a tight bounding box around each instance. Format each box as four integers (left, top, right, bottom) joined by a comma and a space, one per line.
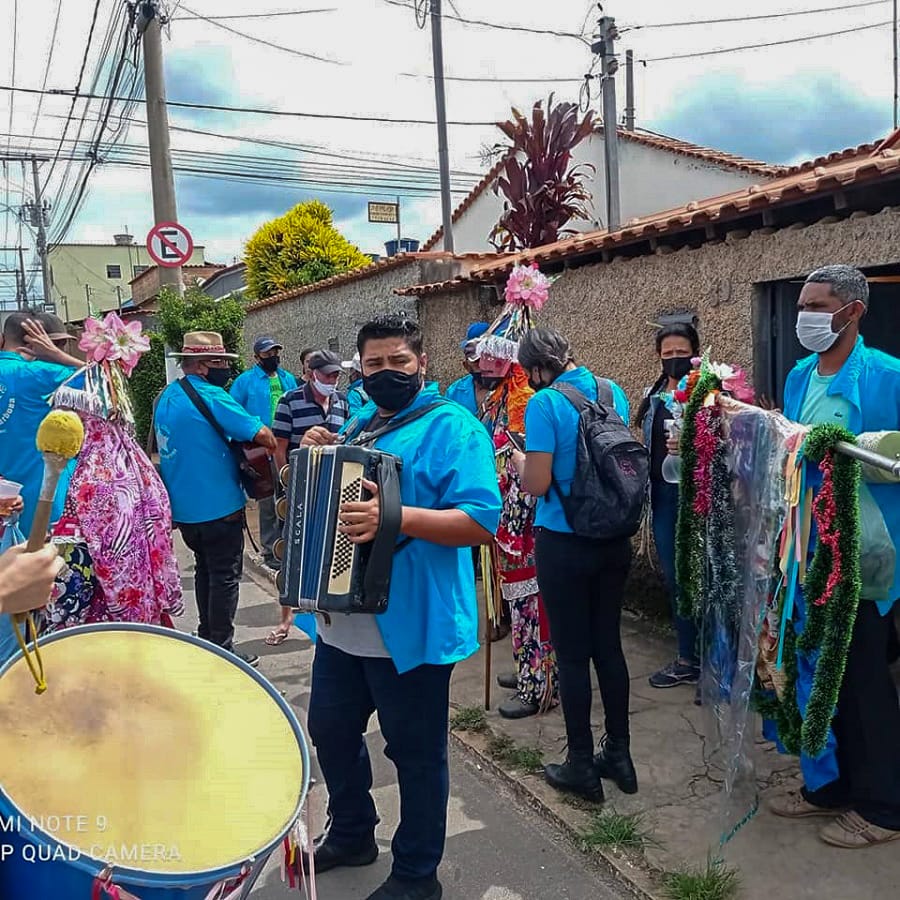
634, 323, 702, 691
511, 327, 643, 803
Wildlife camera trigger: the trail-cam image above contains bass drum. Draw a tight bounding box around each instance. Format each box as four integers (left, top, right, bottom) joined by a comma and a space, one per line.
0, 623, 309, 899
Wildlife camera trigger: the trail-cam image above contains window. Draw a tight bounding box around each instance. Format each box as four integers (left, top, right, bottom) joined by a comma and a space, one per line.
133, 265, 148, 277
106, 264, 122, 279
328, 337, 340, 352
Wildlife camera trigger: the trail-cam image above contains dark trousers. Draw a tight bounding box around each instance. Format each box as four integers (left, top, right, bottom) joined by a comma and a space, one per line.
307, 640, 454, 880
804, 600, 900, 830
178, 512, 244, 652
651, 479, 699, 664
535, 528, 632, 760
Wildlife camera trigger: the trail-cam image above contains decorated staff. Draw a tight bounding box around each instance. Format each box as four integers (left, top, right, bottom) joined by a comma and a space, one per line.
472, 263, 558, 718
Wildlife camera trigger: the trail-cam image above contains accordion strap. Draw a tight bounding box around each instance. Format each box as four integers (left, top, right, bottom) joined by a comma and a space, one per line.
346, 400, 446, 447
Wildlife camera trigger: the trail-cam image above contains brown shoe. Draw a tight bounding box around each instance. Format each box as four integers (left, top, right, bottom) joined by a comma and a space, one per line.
820, 811, 900, 849
769, 790, 846, 819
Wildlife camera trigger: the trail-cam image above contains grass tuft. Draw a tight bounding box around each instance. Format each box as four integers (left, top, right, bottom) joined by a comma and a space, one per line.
580, 809, 655, 851
663, 857, 740, 900
449, 705, 487, 733
486, 733, 544, 773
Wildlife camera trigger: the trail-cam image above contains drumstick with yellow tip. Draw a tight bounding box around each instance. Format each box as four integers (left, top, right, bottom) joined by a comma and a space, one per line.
13, 409, 85, 695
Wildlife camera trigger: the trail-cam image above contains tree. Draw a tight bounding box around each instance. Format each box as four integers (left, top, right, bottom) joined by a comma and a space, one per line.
129, 285, 247, 445
489, 96, 596, 252
244, 199, 371, 300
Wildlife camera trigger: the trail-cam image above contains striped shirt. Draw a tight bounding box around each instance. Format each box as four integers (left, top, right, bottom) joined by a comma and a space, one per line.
273, 382, 349, 450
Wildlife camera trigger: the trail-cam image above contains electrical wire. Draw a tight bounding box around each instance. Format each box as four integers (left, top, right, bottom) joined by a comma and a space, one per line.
27, 0, 64, 152
177, 4, 346, 65
399, 71, 584, 83
174, 7, 338, 21
0, 85, 499, 127
643, 19, 891, 62
4, 0, 19, 249
622, 0, 890, 31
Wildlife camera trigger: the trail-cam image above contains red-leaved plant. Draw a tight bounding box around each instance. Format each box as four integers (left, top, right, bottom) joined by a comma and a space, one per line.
489, 95, 595, 252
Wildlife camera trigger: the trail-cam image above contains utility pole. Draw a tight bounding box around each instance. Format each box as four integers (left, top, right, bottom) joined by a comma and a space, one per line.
396, 195, 402, 250
116, 285, 123, 313
894, 0, 898, 129
85, 284, 93, 318
25, 158, 53, 306
624, 49, 635, 132
430, 0, 455, 253
17, 246, 27, 308
594, 16, 621, 232
138, 1, 183, 295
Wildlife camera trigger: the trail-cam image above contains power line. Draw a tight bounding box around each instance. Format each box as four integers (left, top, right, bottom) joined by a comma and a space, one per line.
27, 0, 64, 151
644, 18, 891, 62
400, 71, 584, 83
0, 84, 499, 127
4, 0, 19, 249
174, 7, 337, 20
622, 0, 890, 31
383, 0, 589, 43
177, 4, 346, 65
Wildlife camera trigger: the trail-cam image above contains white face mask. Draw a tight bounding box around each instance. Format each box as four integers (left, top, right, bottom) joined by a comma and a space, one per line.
795, 302, 855, 354
313, 376, 337, 397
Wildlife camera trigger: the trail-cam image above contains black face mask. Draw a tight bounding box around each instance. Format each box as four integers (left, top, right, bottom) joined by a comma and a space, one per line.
474, 373, 502, 390
259, 356, 280, 374
363, 368, 422, 412
662, 357, 693, 382
205, 367, 232, 388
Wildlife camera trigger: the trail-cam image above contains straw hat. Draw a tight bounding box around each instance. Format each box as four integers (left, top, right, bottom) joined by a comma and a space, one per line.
168, 331, 238, 359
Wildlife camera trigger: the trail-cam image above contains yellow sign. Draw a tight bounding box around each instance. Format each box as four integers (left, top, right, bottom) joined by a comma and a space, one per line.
368, 202, 399, 224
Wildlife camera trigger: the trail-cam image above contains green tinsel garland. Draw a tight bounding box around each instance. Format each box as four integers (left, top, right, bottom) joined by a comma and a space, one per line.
752, 622, 802, 755
675, 370, 722, 619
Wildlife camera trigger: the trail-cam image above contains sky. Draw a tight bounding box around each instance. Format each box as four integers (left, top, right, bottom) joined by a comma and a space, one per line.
1, 0, 898, 302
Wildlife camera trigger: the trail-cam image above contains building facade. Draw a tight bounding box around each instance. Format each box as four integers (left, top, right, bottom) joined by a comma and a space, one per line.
49, 235, 205, 322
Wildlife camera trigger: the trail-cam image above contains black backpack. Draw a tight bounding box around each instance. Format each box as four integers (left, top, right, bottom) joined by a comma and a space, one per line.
550, 379, 649, 540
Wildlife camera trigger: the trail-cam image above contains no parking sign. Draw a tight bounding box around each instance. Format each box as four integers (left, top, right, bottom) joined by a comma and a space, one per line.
146, 222, 193, 268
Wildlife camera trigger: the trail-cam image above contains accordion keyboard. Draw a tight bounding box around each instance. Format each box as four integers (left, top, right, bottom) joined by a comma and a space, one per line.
330, 464, 365, 594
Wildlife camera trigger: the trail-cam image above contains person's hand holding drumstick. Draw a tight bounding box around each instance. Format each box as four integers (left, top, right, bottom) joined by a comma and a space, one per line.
0, 544, 63, 615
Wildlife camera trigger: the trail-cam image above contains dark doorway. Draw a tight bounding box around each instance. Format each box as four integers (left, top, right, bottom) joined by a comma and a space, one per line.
755, 266, 900, 406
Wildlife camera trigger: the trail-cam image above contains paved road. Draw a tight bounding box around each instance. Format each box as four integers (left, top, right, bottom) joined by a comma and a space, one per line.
176, 544, 624, 900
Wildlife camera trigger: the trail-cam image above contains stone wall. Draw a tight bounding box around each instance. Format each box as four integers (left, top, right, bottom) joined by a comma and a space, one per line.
416, 285, 503, 388
243, 262, 420, 375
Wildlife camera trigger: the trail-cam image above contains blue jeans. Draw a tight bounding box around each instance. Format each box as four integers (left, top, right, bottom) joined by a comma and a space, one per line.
307, 640, 454, 880
651, 480, 698, 665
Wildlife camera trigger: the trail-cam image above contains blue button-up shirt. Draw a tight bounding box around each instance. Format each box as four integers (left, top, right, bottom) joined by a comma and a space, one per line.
0, 351, 77, 534
784, 337, 900, 613
342, 384, 502, 673
445, 374, 478, 415
155, 375, 264, 524
229, 364, 297, 427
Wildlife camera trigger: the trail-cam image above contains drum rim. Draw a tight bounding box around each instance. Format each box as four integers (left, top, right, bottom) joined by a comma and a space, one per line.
0, 622, 310, 888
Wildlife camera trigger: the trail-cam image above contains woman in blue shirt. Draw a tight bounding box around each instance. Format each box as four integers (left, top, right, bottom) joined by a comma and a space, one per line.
513, 327, 636, 804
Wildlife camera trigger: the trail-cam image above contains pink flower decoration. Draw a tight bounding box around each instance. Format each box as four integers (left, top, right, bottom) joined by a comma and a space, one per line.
721, 366, 755, 404
78, 312, 150, 376
504, 262, 550, 310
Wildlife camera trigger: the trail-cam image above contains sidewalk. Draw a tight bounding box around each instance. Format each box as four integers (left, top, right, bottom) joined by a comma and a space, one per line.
244, 508, 900, 899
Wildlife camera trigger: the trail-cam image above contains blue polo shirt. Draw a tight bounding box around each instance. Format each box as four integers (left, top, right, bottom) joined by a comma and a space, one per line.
229, 365, 297, 427
0, 351, 77, 534
154, 375, 264, 524
347, 380, 368, 418
341, 383, 502, 673
445, 374, 478, 415
524, 367, 630, 533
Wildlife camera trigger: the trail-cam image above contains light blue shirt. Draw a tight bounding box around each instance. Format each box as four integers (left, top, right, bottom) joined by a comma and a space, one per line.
799, 370, 853, 426
155, 375, 264, 524
229, 365, 297, 427
524, 366, 630, 533
784, 337, 900, 613
341, 383, 502, 673
0, 351, 77, 534
445, 374, 478, 415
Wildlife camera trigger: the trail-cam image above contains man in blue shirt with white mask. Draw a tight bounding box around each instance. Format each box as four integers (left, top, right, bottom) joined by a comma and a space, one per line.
769, 265, 900, 849
155, 331, 276, 667
230, 335, 297, 569
298, 315, 501, 900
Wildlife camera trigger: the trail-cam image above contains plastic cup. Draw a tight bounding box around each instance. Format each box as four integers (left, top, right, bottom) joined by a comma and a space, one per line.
0, 479, 23, 500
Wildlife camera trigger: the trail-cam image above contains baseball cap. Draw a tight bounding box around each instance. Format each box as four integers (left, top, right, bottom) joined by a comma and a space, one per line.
460, 321, 489, 350
342, 351, 361, 370
307, 349, 343, 375
253, 336, 283, 354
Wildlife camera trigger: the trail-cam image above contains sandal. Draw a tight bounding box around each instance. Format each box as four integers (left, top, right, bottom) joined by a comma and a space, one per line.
265, 627, 290, 646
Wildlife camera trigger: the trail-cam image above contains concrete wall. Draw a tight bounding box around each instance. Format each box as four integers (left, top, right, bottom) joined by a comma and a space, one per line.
446, 136, 764, 253
243, 262, 420, 375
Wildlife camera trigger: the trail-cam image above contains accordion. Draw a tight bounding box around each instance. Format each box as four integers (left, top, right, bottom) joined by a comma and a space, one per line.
276, 445, 403, 614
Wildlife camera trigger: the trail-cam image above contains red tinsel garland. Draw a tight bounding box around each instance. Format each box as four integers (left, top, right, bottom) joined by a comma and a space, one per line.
811, 451, 842, 607
692, 404, 720, 516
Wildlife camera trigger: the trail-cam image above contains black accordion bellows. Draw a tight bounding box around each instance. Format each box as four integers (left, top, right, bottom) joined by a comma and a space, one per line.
277, 445, 403, 614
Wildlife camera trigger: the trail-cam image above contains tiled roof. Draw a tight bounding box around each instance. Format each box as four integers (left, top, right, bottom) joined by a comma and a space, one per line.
466, 137, 900, 281
395, 277, 474, 296
420, 127, 789, 252
244, 252, 498, 311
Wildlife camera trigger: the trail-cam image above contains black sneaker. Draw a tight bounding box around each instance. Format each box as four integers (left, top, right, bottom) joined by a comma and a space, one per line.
498, 696, 540, 720
366, 875, 442, 900
496, 672, 517, 690
648, 660, 700, 689
544, 757, 604, 803
239, 653, 260, 668
302, 835, 378, 874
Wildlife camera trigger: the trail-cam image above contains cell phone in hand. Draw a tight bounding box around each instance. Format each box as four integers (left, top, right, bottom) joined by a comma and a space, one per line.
505, 430, 525, 453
